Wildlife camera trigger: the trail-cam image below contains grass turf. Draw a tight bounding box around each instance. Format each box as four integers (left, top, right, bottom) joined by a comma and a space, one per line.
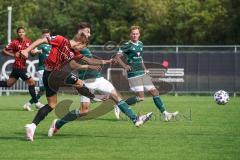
0, 94, 239, 160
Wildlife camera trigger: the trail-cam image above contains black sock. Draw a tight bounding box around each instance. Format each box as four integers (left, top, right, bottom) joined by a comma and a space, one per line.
0, 81, 8, 87
32, 105, 53, 125
76, 84, 95, 99
29, 94, 41, 104
28, 85, 38, 103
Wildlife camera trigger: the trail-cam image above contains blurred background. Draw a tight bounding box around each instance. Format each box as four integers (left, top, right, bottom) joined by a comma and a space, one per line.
0, 0, 240, 45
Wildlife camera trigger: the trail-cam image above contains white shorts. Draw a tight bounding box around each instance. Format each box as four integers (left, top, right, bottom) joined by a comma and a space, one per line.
37, 70, 44, 87
128, 74, 155, 92
80, 77, 115, 103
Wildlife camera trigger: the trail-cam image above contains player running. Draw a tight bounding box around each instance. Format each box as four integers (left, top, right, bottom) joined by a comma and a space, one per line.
48, 22, 153, 138
0, 27, 43, 110
23, 29, 51, 111
114, 25, 178, 121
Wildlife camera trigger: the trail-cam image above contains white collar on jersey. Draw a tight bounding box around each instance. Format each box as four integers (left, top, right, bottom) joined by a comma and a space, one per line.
130, 40, 140, 46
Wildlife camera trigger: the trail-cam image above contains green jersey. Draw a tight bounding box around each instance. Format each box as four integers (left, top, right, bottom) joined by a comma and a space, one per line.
118, 41, 145, 78
78, 48, 102, 80
37, 44, 51, 71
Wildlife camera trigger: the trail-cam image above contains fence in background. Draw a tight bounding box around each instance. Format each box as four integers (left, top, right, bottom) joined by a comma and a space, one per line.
0, 45, 239, 95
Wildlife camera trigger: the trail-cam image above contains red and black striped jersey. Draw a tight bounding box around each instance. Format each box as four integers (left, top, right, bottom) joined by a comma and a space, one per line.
5, 37, 32, 69
45, 35, 84, 70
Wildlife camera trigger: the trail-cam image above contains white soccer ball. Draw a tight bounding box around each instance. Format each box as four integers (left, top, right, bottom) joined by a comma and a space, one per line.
214, 90, 230, 105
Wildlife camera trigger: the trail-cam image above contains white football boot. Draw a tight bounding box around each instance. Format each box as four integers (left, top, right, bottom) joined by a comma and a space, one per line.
48, 119, 59, 137
35, 102, 44, 109
163, 111, 179, 121
25, 123, 36, 141
135, 112, 153, 127
114, 105, 121, 119
23, 102, 33, 111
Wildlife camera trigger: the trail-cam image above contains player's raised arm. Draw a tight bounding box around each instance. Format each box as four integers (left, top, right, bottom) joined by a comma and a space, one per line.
20, 37, 48, 58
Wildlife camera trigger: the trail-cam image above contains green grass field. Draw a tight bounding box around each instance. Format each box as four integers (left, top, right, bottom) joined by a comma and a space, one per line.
0, 94, 239, 160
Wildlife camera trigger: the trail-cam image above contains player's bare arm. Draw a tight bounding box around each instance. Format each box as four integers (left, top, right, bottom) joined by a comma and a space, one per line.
2, 48, 15, 57
20, 37, 48, 58
69, 59, 101, 71
115, 54, 131, 71
81, 56, 112, 65
141, 59, 149, 73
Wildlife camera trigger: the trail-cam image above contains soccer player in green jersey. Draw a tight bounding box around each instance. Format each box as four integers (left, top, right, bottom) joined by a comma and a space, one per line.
114, 25, 178, 121
23, 29, 51, 111
48, 22, 153, 137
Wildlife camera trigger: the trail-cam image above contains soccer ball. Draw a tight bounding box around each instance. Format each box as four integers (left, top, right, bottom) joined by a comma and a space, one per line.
214, 90, 230, 105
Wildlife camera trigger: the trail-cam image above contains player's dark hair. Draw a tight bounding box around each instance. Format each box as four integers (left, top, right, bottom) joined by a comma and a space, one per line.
74, 32, 89, 45
76, 22, 91, 32
42, 28, 50, 34
16, 27, 25, 33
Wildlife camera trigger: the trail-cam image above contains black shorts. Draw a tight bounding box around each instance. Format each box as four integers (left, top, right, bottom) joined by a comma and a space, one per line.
9, 68, 31, 81
43, 70, 79, 97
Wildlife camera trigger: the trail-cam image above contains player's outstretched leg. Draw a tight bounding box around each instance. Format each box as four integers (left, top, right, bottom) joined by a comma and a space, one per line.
48, 109, 80, 137
114, 96, 141, 119
25, 78, 44, 111
25, 103, 53, 141
151, 89, 178, 121
116, 100, 153, 127
23, 87, 45, 110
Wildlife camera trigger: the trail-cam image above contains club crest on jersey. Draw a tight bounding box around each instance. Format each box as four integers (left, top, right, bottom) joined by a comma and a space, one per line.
50, 36, 57, 40
70, 52, 74, 58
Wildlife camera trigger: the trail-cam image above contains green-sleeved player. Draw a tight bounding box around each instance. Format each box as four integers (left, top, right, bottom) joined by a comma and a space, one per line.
115, 25, 178, 121
23, 29, 51, 111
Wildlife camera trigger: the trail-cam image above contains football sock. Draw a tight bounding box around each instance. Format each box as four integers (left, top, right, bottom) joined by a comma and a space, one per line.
28, 85, 38, 103
76, 84, 95, 99
29, 94, 41, 104
0, 81, 8, 87
153, 96, 165, 113
29, 88, 45, 104
117, 100, 137, 122
125, 96, 139, 105
32, 104, 53, 125
56, 109, 80, 129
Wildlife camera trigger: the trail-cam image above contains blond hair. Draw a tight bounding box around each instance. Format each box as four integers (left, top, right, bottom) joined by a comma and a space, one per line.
130, 25, 140, 32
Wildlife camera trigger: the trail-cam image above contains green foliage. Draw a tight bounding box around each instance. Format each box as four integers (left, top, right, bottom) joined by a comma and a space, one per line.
0, 0, 239, 45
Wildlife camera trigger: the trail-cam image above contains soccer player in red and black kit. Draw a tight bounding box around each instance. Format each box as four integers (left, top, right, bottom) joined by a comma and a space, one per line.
20, 31, 112, 141
0, 27, 43, 110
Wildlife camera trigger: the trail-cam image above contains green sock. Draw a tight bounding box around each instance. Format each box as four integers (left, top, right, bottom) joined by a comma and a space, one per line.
56, 110, 80, 129
117, 100, 137, 122
153, 96, 165, 113
125, 96, 139, 105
